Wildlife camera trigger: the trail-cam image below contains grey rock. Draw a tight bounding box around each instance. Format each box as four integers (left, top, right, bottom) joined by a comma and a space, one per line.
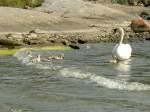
69, 44, 80, 49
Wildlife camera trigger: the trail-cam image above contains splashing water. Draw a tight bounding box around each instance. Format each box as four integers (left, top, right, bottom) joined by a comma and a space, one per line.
60, 68, 150, 91
13, 48, 62, 70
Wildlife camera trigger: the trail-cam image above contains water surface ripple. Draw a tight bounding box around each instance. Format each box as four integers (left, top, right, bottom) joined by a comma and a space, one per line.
0, 42, 150, 112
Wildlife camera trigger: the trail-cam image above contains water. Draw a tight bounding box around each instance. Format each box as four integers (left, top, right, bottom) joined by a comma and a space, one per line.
0, 42, 150, 112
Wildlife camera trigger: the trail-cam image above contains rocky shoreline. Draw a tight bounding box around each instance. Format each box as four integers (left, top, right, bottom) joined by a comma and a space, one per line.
0, 28, 106, 48
0, 28, 150, 49
0, 0, 150, 49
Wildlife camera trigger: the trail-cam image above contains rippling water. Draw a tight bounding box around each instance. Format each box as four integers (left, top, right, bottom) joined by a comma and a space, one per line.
0, 42, 150, 112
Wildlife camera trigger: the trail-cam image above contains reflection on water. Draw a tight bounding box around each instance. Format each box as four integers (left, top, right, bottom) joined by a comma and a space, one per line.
115, 60, 131, 81
0, 42, 150, 112
115, 60, 131, 72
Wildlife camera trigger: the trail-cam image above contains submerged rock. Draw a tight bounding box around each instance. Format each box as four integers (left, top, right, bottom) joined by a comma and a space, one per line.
78, 39, 87, 44
69, 44, 80, 49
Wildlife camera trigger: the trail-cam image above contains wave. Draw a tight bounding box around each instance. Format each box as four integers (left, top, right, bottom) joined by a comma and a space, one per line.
14, 49, 150, 91
60, 68, 150, 91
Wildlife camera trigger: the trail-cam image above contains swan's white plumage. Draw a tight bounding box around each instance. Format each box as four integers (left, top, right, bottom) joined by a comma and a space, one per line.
112, 43, 132, 60
112, 27, 132, 61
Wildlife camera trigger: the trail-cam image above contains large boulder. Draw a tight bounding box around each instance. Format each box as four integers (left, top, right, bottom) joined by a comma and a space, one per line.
131, 18, 150, 32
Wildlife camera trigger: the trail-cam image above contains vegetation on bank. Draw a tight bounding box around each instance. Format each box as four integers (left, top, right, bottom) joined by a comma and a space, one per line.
0, 45, 70, 55
0, 0, 44, 8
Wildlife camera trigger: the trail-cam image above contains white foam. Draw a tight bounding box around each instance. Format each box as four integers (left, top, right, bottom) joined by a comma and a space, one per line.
14, 49, 61, 70
60, 68, 91, 79
14, 49, 35, 65
60, 68, 150, 91
13, 48, 30, 61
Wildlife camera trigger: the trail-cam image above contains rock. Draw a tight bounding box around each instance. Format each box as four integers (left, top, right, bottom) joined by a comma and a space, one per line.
29, 30, 36, 34
142, 0, 150, 6
140, 12, 150, 20
131, 18, 150, 32
50, 40, 55, 43
61, 40, 69, 45
128, 0, 138, 5
146, 38, 150, 41
78, 39, 87, 44
69, 44, 80, 49
0, 36, 23, 46
90, 0, 137, 5
97, 0, 150, 7
70, 40, 77, 44
0, 34, 24, 46
24, 38, 48, 45
6, 33, 24, 40
29, 29, 49, 34
27, 33, 38, 38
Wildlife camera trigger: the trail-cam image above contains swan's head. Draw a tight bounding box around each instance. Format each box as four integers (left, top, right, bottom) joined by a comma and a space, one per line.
113, 27, 124, 34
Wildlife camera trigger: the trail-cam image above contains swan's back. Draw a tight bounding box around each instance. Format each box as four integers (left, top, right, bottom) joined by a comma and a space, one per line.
112, 44, 132, 61
112, 44, 119, 59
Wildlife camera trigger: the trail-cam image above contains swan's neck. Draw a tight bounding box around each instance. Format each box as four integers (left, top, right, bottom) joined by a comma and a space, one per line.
119, 29, 124, 44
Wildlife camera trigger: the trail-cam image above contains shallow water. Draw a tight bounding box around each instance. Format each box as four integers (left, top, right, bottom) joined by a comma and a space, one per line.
0, 42, 150, 112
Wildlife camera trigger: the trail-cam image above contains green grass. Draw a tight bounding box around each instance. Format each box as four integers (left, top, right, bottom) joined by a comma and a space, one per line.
0, 0, 44, 8
0, 45, 70, 56
0, 49, 18, 55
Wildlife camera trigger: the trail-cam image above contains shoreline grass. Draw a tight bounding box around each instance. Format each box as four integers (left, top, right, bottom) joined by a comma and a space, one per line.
0, 0, 44, 8
0, 45, 70, 55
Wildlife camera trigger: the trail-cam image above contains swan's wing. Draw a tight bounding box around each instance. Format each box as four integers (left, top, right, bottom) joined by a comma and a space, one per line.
125, 44, 132, 53
112, 44, 119, 59
116, 44, 132, 60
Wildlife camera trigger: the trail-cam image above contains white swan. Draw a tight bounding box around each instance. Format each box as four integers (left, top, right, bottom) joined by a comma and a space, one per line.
112, 27, 132, 61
